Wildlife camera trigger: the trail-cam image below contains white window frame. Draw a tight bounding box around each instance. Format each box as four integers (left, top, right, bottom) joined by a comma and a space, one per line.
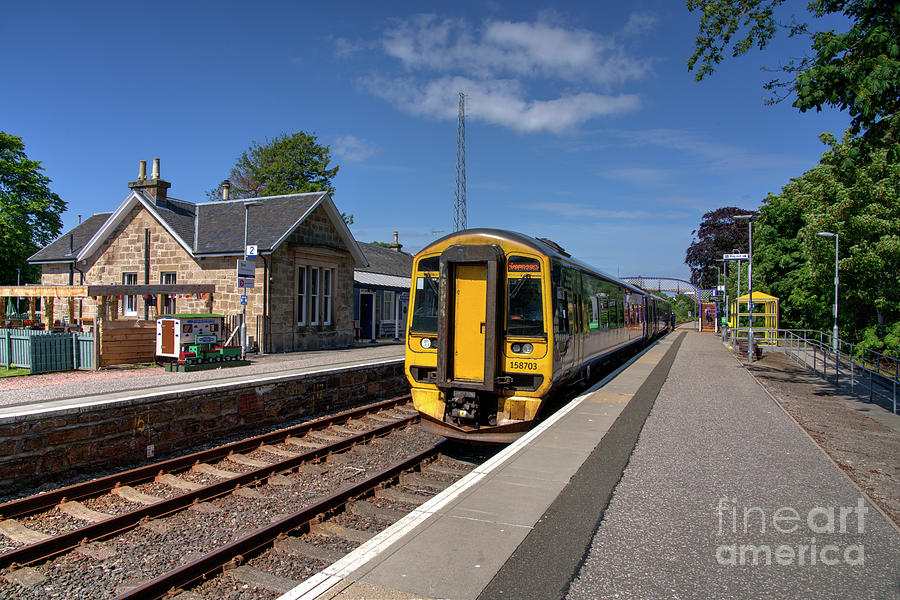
323, 269, 333, 325
160, 272, 176, 314
123, 272, 137, 316
297, 266, 307, 326
309, 266, 320, 326
382, 290, 394, 322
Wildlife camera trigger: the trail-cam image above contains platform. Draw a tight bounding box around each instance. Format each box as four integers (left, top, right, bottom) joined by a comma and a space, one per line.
278, 330, 900, 600
0, 344, 405, 419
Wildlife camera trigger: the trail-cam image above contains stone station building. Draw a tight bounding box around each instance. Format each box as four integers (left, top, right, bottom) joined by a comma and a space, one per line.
27, 159, 367, 354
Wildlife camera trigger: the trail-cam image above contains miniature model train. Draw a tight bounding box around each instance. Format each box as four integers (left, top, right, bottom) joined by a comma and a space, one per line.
155, 313, 242, 365
404, 229, 672, 442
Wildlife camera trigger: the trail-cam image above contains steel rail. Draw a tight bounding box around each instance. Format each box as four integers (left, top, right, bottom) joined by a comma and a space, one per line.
0, 395, 410, 519
0, 413, 418, 570
113, 440, 446, 600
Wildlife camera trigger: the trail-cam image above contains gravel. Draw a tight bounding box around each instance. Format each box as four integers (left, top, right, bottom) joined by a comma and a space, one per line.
0, 422, 442, 599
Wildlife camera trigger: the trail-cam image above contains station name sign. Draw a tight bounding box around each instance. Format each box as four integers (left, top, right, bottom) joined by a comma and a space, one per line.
723, 253, 749, 260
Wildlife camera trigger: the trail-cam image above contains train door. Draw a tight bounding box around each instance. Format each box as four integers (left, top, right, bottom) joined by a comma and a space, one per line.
571, 274, 584, 374
436, 244, 503, 391
452, 264, 487, 380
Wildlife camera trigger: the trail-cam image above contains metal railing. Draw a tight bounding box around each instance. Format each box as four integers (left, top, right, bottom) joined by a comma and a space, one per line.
725, 327, 898, 414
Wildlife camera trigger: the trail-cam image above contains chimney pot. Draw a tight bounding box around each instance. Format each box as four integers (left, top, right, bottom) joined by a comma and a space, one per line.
222, 179, 232, 201
151, 157, 160, 179
390, 231, 403, 252
138, 160, 147, 181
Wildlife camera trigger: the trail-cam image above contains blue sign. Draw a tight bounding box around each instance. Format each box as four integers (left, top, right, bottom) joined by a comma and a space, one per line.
240, 295, 248, 306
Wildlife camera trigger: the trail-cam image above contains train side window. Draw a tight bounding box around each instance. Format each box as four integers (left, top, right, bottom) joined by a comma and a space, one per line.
556, 288, 569, 333
410, 275, 439, 333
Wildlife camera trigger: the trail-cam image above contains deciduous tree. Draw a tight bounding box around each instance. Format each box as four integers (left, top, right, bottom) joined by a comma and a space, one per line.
753, 132, 900, 348
685, 206, 754, 288
225, 131, 339, 198
0, 132, 66, 285
687, 0, 900, 143
212, 131, 353, 224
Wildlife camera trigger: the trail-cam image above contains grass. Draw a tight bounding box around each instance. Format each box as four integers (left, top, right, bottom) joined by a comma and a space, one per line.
0, 367, 30, 378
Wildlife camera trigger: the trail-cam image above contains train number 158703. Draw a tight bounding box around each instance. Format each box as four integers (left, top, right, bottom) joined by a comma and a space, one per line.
509, 360, 538, 371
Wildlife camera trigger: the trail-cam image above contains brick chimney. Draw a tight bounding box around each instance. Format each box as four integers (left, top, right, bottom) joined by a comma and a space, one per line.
390, 231, 403, 252
128, 157, 171, 206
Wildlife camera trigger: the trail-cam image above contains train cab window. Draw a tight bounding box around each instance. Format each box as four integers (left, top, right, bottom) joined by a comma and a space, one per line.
410, 275, 439, 333
507, 276, 544, 336
418, 256, 440, 272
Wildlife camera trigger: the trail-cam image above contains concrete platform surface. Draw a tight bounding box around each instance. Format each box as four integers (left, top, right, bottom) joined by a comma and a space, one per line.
566, 331, 900, 600
277, 333, 682, 600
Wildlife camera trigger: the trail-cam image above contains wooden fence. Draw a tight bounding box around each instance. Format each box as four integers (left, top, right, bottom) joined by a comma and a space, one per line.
100, 320, 156, 366
0, 329, 95, 373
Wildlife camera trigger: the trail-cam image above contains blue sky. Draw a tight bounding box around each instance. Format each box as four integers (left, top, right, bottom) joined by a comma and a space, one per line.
3, 1, 850, 281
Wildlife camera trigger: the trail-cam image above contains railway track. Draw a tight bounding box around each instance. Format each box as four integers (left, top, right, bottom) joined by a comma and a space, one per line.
0, 397, 429, 593
116, 441, 471, 599
0, 415, 487, 599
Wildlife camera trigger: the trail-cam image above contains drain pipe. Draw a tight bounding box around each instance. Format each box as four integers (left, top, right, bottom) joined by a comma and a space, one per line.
262, 254, 269, 354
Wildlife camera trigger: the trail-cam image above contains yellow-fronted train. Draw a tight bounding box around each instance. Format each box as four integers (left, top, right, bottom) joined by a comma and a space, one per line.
404, 229, 672, 443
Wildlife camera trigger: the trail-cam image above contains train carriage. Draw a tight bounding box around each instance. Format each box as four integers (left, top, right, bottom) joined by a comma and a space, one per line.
404, 229, 671, 443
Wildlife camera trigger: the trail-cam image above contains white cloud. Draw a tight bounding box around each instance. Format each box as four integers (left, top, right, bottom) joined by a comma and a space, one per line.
333, 37, 363, 59
357, 13, 651, 134
525, 201, 684, 221
381, 14, 650, 86
332, 134, 377, 162
601, 166, 676, 186
617, 128, 806, 170
363, 75, 640, 134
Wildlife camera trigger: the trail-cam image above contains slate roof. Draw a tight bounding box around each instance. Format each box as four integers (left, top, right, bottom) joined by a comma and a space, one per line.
29, 190, 366, 267
356, 243, 413, 277
28, 213, 112, 263
194, 193, 322, 254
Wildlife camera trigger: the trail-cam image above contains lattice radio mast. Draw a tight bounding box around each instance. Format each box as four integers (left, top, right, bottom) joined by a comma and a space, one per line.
454, 92, 467, 232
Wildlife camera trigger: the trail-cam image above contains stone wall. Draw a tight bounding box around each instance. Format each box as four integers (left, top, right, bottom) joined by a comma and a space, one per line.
0, 360, 407, 495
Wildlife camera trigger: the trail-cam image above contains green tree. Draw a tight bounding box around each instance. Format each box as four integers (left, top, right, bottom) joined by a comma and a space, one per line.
672, 293, 699, 321
752, 132, 900, 345
226, 131, 339, 198
0, 132, 66, 285
687, 0, 900, 142
213, 131, 353, 224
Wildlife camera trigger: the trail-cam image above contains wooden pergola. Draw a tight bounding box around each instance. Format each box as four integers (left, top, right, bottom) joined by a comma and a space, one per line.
0, 284, 216, 324
0, 285, 217, 368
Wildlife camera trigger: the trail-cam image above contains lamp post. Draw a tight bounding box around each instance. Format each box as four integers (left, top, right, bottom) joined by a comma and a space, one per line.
734, 214, 756, 360
817, 231, 839, 352
242, 201, 261, 355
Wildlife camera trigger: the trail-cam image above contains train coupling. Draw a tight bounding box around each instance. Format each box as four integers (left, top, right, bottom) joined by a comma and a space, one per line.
447, 390, 498, 427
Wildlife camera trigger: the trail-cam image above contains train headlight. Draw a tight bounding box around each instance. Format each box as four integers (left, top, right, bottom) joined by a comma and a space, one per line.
521, 343, 533, 354
511, 343, 522, 353
510, 343, 533, 355
420, 337, 434, 349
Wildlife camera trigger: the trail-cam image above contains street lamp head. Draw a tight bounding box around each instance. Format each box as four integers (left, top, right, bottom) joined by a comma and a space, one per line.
733, 214, 756, 221
243, 200, 262, 208
817, 231, 836, 238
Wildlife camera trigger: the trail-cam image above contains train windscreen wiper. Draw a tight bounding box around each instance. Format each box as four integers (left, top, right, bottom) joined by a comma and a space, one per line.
509, 274, 530, 299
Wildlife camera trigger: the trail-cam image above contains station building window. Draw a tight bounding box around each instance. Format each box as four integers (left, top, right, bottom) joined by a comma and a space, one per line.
161, 272, 176, 314
296, 262, 335, 327
122, 272, 137, 316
